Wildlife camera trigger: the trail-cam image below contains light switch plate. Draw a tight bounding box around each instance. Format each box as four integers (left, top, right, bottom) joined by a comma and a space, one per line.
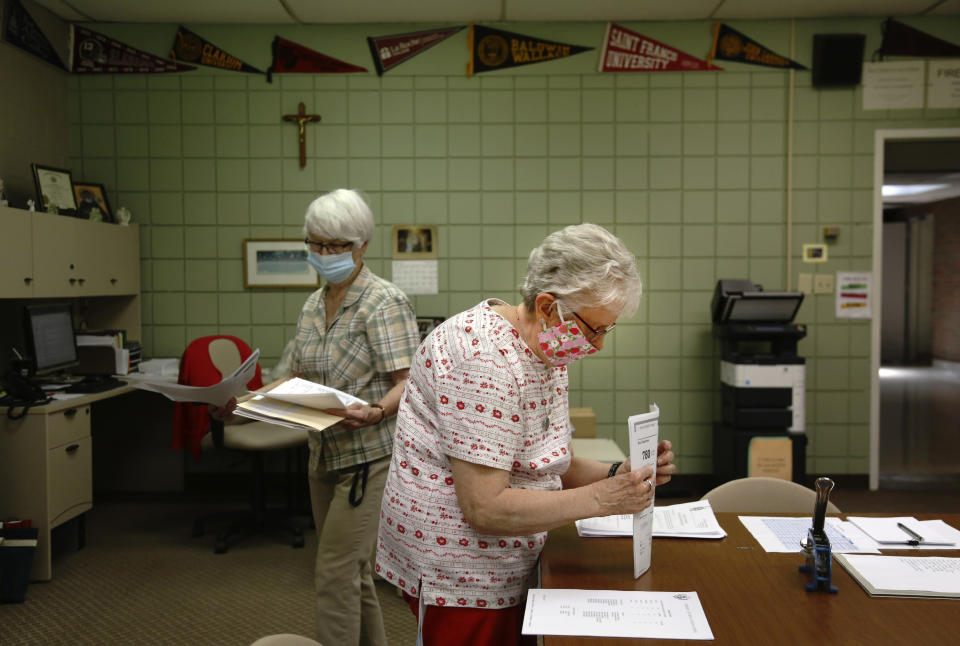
814, 274, 834, 294
797, 273, 813, 295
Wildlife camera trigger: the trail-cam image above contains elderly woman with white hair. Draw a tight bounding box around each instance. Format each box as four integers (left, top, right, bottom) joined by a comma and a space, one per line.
291, 189, 420, 645
376, 223, 676, 645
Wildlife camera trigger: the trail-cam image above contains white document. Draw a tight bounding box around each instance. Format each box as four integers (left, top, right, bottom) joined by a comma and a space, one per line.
522, 589, 713, 640
258, 376, 367, 410
127, 349, 259, 407
739, 516, 880, 554
392, 259, 438, 295
835, 554, 960, 599
627, 404, 659, 578
846, 516, 956, 546
887, 520, 960, 551
862, 60, 925, 110
576, 501, 726, 539
928, 59, 960, 109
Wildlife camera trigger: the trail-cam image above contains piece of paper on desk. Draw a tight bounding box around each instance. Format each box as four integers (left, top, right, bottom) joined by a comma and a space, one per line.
846, 516, 956, 547
627, 404, 659, 578
576, 501, 726, 539
257, 376, 367, 409
127, 349, 259, 406
886, 520, 960, 551
835, 554, 960, 599
522, 589, 714, 640
739, 516, 880, 553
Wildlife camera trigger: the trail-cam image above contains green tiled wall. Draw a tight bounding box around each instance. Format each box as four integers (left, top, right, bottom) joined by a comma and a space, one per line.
68, 19, 960, 475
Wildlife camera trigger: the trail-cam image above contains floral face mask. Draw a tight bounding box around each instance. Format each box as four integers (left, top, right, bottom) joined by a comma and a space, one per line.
537, 303, 597, 366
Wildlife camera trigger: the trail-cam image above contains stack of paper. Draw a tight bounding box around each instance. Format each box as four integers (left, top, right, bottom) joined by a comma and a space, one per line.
846, 516, 958, 549
576, 501, 727, 539
234, 377, 363, 433
835, 554, 960, 599
129, 349, 260, 406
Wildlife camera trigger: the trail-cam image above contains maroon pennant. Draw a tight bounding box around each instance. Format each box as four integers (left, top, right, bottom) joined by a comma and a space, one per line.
267, 36, 366, 82
367, 26, 464, 76
71, 26, 195, 74
881, 18, 960, 58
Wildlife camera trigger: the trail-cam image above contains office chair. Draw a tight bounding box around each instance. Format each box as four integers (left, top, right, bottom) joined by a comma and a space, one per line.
175, 335, 307, 554
701, 477, 842, 514
250, 635, 322, 646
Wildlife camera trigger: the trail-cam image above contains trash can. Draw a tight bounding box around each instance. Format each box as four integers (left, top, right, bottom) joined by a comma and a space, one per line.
0, 527, 38, 603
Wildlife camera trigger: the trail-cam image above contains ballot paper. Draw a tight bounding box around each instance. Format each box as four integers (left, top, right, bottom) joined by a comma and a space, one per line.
257, 377, 367, 409
576, 501, 727, 539
627, 404, 659, 578
234, 377, 354, 433
739, 516, 881, 554
835, 554, 960, 599
522, 589, 714, 640
128, 349, 259, 406
846, 516, 957, 547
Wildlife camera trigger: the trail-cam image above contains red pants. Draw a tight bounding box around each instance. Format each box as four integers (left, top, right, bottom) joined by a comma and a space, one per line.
403, 592, 537, 646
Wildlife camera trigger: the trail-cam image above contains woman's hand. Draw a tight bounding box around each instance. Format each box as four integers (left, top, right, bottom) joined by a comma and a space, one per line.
208, 397, 238, 423
594, 464, 658, 515
325, 402, 384, 429
610, 440, 676, 485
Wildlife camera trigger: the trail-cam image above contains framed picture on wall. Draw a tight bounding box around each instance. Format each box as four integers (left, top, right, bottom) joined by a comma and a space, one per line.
72, 182, 113, 222
392, 225, 438, 259
31, 163, 76, 215
242, 239, 321, 289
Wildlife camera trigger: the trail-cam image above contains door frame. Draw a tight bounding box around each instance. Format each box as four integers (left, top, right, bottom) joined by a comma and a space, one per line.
870, 127, 960, 490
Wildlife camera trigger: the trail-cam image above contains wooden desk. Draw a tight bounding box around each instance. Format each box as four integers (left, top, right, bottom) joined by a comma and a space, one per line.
0, 385, 134, 581
540, 513, 960, 644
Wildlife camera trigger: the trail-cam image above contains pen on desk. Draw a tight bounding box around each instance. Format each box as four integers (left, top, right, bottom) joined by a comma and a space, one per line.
896, 522, 924, 545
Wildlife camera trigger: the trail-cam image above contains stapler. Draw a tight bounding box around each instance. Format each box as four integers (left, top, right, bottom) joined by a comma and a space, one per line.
799, 476, 838, 593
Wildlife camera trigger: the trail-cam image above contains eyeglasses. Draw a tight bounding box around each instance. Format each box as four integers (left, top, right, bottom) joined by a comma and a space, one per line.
304, 238, 353, 254
571, 311, 616, 344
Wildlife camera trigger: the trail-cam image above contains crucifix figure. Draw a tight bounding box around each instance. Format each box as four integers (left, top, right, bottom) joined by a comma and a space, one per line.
283, 102, 322, 168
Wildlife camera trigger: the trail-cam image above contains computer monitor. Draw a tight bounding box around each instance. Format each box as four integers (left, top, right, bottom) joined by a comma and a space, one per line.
24, 303, 79, 377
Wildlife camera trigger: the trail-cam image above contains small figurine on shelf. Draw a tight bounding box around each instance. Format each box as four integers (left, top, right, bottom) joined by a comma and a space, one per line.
0, 177, 8, 207
115, 206, 132, 225
26, 198, 36, 212
88, 206, 103, 222
46, 203, 59, 215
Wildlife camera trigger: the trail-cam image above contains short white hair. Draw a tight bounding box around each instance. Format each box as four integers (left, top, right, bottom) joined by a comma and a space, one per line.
521, 223, 642, 317
302, 189, 374, 246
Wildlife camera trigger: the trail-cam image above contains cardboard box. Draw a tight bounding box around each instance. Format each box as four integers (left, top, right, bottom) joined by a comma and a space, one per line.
569, 407, 596, 438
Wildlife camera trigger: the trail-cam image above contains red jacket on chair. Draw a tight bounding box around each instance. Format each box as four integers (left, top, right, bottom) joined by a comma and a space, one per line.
172, 335, 264, 461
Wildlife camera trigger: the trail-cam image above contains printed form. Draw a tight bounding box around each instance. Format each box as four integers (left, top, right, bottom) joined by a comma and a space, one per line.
522, 589, 713, 640
628, 404, 659, 578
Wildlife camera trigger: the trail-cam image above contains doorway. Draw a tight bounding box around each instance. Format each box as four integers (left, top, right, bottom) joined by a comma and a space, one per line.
870, 129, 960, 490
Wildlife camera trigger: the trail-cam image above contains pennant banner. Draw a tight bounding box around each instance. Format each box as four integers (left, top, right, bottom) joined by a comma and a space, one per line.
1, 0, 65, 69
468, 24, 592, 76
71, 26, 195, 74
170, 25, 263, 74
267, 36, 366, 82
599, 23, 720, 72
368, 26, 464, 76
881, 18, 960, 58
708, 23, 806, 70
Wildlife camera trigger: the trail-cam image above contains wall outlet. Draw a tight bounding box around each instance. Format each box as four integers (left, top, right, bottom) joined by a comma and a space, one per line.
814, 274, 834, 294
797, 273, 813, 294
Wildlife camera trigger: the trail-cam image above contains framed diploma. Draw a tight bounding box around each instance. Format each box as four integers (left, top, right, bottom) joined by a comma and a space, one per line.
31, 164, 77, 215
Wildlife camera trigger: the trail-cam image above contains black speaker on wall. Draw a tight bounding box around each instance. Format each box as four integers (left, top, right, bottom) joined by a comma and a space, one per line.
811, 34, 866, 87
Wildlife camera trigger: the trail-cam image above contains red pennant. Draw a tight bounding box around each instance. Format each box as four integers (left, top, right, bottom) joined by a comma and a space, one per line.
268, 36, 366, 81
368, 26, 464, 76
599, 23, 721, 72
882, 18, 960, 58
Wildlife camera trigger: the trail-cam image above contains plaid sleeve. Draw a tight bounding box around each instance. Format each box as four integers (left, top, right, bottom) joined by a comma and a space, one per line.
366, 291, 420, 374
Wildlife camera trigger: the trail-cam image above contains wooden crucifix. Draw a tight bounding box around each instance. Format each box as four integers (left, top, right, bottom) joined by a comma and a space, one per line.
282, 102, 322, 168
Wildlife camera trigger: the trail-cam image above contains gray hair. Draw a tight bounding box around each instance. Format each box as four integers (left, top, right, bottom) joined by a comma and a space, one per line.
302, 189, 374, 246
521, 223, 642, 317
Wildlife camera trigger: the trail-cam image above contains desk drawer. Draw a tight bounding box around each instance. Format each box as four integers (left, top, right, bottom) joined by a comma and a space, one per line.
48, 435, 93, 527
47, 406, 91, 448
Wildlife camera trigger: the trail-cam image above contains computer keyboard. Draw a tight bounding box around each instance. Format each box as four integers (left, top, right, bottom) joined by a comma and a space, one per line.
63, 378, 125, 394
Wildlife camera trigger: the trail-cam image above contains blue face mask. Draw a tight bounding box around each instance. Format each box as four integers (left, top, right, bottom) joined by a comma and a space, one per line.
307, 251, 356, 284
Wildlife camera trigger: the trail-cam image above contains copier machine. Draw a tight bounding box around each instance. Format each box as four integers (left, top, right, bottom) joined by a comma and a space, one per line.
711, 279, 807, 483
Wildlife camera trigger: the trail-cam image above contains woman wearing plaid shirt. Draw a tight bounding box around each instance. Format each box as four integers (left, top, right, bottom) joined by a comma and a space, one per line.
292, 189, 421, 646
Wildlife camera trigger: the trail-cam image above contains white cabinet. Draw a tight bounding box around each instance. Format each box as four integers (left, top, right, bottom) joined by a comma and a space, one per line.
0, 403, 93, 581
1, 205, 139, 298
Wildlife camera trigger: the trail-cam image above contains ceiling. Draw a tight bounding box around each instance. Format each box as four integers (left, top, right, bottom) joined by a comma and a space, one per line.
28, 0, 960, 24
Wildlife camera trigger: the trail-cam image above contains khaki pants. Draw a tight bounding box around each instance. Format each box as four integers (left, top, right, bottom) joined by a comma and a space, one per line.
308, 454, 390, 646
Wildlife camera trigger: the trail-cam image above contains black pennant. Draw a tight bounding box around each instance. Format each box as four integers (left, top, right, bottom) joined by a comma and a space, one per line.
1, 0, 66, 70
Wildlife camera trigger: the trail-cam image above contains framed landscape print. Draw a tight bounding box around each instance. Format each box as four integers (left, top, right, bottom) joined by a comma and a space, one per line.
242, 239, 321, 288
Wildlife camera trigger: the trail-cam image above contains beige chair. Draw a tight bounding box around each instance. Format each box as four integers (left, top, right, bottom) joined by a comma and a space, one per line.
187, 337, 309, 553
701, 477, 842, 514
250, 635, 322, 646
